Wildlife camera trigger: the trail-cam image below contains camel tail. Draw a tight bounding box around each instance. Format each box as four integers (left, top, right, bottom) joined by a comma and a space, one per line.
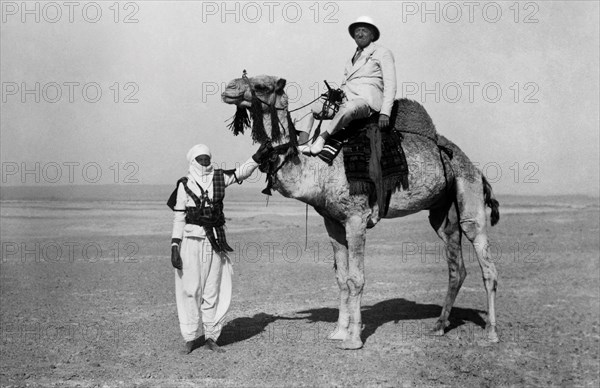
482, 175, 500, 226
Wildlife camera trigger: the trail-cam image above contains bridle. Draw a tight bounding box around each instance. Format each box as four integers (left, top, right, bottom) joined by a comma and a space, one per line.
237, 70, 300, 195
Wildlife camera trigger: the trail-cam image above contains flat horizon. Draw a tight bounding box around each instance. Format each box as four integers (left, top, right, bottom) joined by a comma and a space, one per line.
1, 183, 598, 201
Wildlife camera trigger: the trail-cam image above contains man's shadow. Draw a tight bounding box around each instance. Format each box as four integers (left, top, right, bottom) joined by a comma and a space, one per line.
219, 298, 486, 345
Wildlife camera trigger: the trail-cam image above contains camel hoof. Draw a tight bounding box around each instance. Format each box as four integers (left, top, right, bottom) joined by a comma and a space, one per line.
485, 324, 500, 343
337, 338, 363, 350
430, 320, 449, 336
487, 329, 500, 343
327, 328, 348, 341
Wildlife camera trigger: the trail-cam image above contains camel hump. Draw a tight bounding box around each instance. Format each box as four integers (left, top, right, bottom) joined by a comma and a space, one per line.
390, 99, 438, 142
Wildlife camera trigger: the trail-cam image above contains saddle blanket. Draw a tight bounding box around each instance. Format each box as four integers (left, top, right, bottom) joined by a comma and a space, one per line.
317, 121, 409, 216
313, 98, 455, 216
342, 124, 409, 196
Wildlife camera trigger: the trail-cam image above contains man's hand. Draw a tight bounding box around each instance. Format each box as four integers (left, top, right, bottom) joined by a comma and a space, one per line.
171, 245, 182, 270
252, 141, 273, 164
378, 114, 390, 129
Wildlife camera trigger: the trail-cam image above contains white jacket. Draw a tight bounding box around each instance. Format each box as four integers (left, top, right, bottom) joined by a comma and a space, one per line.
341, 42, 397, 117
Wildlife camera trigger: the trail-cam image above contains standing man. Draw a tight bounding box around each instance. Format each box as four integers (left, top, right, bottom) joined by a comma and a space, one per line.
167, 143, 270, 353
301, 16, 397, 155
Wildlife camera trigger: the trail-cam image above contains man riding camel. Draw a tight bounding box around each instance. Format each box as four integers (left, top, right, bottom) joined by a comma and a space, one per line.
299, 16, 397, 155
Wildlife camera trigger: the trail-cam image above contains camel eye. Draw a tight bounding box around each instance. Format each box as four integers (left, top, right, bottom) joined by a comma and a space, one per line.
254, 84, 271, 93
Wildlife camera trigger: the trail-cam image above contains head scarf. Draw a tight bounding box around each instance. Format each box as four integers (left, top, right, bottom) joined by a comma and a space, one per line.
186, 144, 211, 162
186, 144, 214, 188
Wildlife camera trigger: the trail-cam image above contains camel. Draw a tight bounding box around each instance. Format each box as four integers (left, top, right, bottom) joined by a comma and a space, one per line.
221, 74, 500, 349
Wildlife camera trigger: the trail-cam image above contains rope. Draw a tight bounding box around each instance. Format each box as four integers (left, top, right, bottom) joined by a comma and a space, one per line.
305, 204, 309, 249
289, 95, 322, 113
294, 110, 313, 123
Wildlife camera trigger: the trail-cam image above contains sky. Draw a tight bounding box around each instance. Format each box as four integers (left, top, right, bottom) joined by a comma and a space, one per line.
1, 0, 599, 196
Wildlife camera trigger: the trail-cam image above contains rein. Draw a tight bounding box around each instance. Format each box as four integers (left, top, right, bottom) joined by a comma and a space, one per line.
289, 95, 322, 113
242, 70, 321, 114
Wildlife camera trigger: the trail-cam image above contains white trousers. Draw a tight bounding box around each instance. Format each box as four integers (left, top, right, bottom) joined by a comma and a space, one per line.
306, 97, 372, 136
174, 236, 232, 342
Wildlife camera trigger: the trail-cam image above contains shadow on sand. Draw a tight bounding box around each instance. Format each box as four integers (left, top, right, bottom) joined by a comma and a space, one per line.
220, 298, 486, 346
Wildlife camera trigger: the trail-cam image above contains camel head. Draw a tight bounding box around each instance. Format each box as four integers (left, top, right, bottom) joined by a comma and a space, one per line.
222, 74, 287, 109
222, 73, 296, 147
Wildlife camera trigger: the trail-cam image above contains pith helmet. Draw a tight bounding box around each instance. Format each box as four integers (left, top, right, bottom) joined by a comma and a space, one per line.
348, 16, 380, 41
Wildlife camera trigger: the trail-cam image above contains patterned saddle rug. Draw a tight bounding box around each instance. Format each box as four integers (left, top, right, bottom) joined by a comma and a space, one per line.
342, 123, 408, 195
318, 118, 409, 218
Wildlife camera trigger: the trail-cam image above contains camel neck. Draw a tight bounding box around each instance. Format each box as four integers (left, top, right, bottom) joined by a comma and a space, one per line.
273, 152, 341, 209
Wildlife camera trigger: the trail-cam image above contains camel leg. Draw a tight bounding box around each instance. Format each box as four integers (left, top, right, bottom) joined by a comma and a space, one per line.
323, 217, 350, 341
457, 178, 499, 343
428, 201, 466, 336
338, 215, 367, 350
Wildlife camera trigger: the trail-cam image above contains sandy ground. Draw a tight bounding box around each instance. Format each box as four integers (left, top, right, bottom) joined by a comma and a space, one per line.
1, 196, 599, 387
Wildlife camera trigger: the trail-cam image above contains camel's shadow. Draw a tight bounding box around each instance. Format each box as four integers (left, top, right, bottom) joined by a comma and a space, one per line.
220, 298, 486, 346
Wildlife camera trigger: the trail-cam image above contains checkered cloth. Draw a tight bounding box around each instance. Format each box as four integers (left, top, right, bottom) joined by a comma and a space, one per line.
342, 124, 409, 197
316, 119, 409, 218
169, 171, 233, 253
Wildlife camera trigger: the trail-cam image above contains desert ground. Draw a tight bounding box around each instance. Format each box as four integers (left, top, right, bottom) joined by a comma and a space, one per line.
1, 190, 598, 387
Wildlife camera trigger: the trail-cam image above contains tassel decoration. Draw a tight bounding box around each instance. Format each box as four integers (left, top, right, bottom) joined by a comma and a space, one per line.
250, 96, 269, 143
269, 104, 281, 142
227, 106, 250, 136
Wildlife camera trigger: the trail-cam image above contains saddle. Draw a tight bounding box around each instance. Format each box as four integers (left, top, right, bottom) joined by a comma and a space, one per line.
315, 99, 453, 219
317, 113, 409, 219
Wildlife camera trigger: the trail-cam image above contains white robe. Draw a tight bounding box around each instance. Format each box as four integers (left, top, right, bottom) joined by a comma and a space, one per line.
171, 158, 258, 342
175, 236, 232, 341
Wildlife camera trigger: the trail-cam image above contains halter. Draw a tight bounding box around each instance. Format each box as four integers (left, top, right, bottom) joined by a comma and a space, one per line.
233, 70, 300, 195
241, 70, 281, 111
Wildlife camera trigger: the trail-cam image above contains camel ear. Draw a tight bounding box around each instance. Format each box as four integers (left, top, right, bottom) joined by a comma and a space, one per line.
275, 78, 286, 94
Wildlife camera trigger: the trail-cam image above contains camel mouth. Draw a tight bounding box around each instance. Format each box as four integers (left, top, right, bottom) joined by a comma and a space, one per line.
221, 92, 244, 104
221, 96, 238, 104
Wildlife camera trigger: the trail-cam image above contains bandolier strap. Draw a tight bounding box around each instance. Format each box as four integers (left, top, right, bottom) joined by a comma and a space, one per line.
171, 170, 233, 253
